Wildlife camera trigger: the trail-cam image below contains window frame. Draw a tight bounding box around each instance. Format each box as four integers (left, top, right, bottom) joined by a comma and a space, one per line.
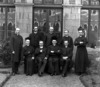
81, 0, 100, 46
0, 0, 15, 41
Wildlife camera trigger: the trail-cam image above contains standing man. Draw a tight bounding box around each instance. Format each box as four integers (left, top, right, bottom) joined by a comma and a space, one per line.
46, 26, 61, 47
61, 30, 73, 52
74, 27, 89, 75
10, 28, 23, 76
26, 26, 40, 50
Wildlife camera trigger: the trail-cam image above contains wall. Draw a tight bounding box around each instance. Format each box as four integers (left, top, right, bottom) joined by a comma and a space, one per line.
15, 0, 33, 44
63, 0, 82, 41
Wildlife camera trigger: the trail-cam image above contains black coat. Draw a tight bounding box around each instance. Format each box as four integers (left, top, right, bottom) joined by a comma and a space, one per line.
45, 32, 56, 47
46, 32, 61, 47
35, 47, 47, 60
74, 36, 89, 73
47, 45, 61, 58
10, 34, 23, 62
61, 47, 72, 59
23, 45, 34, 58
61, 36, 73, 52
26, 32, 41, 48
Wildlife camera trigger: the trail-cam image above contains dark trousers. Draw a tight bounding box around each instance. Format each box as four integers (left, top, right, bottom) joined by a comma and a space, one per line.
48, 57, 59, 75
24, 59, 27, 74
60, 58, 70, 75
12, 62, 19, 74
37, 57, 47, 74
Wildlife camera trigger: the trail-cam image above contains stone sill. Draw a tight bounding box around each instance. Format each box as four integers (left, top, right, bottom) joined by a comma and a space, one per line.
15, 3, 34, 6
62, 4, 82, 7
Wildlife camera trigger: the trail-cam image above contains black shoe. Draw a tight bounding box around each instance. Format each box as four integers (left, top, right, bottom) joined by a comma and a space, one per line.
50, 73, 54, 76
76, 72, 81, 76
62, 74, 67, 77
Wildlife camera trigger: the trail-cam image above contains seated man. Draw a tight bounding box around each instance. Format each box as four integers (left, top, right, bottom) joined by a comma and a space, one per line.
47, 36, 61, 76
23, 39, 35, 76
35, 40, 47, 76
60, 40, 73, 77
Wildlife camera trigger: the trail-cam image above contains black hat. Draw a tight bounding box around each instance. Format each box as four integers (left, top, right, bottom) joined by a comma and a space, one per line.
78, 26, 84, 32
51, 36, 57, 41
25, 38, 30, 41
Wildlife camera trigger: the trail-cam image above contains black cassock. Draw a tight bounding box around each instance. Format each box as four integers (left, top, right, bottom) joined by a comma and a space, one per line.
23, 45, 34, 75
47, 45, 61, 75
61, 36, 74, 70
10, 34, 23, 74
35, 47, 47, 75
60, 47, 72, 76
74, 36, 89, 74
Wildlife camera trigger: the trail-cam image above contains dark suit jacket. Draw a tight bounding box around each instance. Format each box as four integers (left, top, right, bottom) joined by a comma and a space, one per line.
10, 34, 23, 62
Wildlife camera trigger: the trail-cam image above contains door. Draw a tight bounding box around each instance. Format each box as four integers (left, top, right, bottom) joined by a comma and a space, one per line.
33, 8, 62, 33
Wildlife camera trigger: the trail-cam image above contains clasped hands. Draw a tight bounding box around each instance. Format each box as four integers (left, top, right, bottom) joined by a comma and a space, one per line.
63, 56, 68, 60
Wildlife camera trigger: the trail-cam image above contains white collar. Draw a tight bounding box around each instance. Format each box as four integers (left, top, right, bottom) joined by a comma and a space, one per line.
34, 32, 37, 34
40, 46, 43, 48
65, 46, 68, 48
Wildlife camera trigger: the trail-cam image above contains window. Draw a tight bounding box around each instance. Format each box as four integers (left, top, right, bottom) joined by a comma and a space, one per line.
34, 0, 62, 5
91, 0, 99, 5
0, 0, 15, 3
69, 0, 75, 4
82, 0, 89, 5
81, 0, 100, 46
0, 0, 15, 41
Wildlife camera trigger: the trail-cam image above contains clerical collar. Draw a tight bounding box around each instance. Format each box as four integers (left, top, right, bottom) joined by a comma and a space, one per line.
65, 36, 69, 37
53, 44, 56, 46
65, 46, 68, 48
79, 35, 82, 37
40, 46, 43, 48
34, 32, 37, 34
15, 33, 19, 36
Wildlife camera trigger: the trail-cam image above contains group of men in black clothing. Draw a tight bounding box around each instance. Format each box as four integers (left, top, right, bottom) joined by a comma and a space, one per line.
10, 26, 89, 77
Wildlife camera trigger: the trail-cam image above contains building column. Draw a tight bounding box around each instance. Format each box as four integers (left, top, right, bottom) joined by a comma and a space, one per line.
63, 0, 82, 40
15, 0, 33, 41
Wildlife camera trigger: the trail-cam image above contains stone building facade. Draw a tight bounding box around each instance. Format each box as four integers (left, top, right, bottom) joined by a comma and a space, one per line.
0, 0, 99, 46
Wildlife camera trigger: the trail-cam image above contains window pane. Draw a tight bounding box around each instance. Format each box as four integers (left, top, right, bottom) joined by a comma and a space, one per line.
34, 8, 62, 33
90, 10, 99, 46
44, 0, 53, 4
8, 0, 15, 3
34, 0, 42, 4
7, 7, 15, 38
91, 0, 99, 5
69, 0, 75, 4
0, 7, 6, 41
49, 9, 62, 32
81, 10, 89, 38
54, 0, 62, 4
82, 0, 89, 5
